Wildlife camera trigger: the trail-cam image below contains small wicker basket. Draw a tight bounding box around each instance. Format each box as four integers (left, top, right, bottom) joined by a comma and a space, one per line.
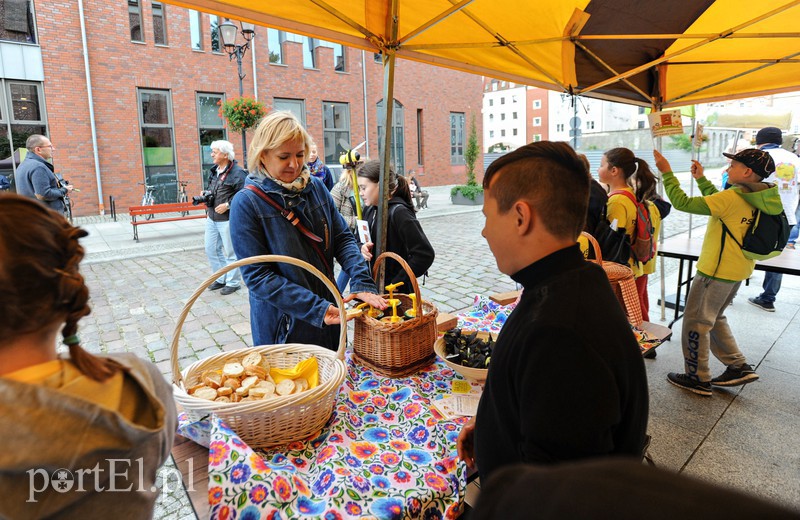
171, 255, 347, 448
353, 252, 438, 377
582, 232, 643, 326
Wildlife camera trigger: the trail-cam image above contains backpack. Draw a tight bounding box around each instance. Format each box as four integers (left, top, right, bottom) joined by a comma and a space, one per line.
609, 190, 656, 264
720, 209, 790, 261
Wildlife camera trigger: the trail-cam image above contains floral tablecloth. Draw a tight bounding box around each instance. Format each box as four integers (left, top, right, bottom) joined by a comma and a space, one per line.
177, 352, 477, 520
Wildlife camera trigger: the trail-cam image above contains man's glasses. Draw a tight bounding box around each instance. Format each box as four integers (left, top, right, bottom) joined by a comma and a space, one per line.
38, 145, 55, 149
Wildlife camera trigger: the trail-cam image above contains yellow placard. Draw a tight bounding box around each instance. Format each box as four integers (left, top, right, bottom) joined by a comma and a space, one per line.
269, 357, 319, 389
451, 380, 472, 394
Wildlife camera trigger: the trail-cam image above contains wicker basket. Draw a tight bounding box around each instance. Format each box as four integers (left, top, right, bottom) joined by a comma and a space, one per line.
170, 255, 347, 448
353, 252, 438, 377
582, 232, 643, 327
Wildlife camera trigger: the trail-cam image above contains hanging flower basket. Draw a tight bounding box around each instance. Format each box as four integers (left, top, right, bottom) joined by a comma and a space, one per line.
218, 97, 267, 133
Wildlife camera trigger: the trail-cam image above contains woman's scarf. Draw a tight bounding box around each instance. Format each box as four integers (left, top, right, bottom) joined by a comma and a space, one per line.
260, 166, 311, 192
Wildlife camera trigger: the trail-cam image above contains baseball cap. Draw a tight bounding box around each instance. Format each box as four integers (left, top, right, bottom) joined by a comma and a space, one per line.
755, 127, 783, 146
722, 148, 775, 179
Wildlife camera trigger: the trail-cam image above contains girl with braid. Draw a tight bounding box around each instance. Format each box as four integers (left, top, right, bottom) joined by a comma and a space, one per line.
0, 195, 176, 519
598, 148, 669, 323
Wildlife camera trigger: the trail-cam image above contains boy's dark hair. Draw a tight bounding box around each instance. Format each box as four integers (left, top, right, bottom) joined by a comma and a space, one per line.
483, 141, 589, 240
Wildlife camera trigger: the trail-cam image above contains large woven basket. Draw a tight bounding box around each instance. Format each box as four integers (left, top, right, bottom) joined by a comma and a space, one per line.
353, 252, 438, 377
171, 255, 347, 448
582, 232, 643, 327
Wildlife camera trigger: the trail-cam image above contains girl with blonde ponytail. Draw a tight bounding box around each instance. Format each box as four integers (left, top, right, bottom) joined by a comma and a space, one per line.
0, 194, 176, 518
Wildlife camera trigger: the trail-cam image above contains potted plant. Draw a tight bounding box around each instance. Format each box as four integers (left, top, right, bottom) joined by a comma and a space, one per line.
218, 97, 267, 134
451, 114, 483, 205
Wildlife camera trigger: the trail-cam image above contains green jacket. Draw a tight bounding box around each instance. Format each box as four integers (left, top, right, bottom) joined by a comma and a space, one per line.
662, 172, 783, 282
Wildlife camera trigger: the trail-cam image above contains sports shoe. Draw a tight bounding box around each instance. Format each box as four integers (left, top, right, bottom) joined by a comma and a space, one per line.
747, 297, 775, 312
220, 285, 240, 295
208, 281, 226, 291
710, 364, 759, 387
667, 373, 712, 396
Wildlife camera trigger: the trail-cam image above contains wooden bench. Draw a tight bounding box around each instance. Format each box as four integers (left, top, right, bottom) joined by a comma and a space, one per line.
129, 202, 206, 241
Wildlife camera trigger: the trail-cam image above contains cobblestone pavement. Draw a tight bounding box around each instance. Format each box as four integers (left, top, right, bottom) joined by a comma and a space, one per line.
76, 171, 711, 518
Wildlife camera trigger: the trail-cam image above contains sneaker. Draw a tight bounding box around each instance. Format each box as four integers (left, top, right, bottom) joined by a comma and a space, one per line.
667, 373, 712, 396
208, 281, 226, 291
710, 364, 759, 387
220, 285, 240, 295
747, 297, 775, 312
785, 242, 795, 250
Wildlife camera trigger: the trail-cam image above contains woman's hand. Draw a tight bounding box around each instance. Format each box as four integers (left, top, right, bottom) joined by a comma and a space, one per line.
361, 242, 374, 262
652, 150, 671, 173
353, 292, 388, 310
690, 160, 705, 179
323, 305, 343, 325
457, 417, 477, 470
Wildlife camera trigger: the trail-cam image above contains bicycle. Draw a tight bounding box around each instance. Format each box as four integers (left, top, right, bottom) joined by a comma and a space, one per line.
177, 179, 190, 216
138, 182, 156, 220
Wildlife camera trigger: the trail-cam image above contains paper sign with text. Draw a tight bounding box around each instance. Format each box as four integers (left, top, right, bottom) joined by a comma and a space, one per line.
647, 110, 684, 137
356, 219, 371, 244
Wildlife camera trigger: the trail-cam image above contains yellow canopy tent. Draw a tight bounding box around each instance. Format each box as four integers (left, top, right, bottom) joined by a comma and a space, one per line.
165, 0, 800, 279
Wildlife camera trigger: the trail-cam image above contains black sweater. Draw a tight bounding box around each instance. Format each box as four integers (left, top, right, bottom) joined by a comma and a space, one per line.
474, 245, 649, 480
364, 196, 435, 291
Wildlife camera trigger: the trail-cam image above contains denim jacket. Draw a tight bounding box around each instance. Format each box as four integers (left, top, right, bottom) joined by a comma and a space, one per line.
230, 174, 378, 350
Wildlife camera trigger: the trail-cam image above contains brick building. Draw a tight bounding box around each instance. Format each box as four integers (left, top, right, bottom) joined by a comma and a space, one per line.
1, 1, 482, 215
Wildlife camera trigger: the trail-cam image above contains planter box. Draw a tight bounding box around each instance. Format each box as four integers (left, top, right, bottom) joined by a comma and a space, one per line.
451, 191, 484, 206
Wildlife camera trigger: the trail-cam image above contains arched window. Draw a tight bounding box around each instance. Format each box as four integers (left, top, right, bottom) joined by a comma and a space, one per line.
376, 99, 405, 174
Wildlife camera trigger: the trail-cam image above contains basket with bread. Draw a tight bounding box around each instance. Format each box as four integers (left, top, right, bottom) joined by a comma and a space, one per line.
171, 255, 347, 448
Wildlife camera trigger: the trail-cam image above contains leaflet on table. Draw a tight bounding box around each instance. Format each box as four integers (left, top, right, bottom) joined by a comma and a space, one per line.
432, 394, 481, 419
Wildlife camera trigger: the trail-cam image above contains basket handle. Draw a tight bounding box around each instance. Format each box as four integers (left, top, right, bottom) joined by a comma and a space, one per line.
170, 255, 346, 386
372, 251, 422, 316
581, 231, 603, 265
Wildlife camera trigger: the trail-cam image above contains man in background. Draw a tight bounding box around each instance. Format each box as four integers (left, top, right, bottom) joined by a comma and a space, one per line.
748, 127, 800, 312
15, 134, 72, 213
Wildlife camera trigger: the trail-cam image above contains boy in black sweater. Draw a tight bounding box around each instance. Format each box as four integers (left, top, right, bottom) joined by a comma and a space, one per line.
457, 141, 649, 480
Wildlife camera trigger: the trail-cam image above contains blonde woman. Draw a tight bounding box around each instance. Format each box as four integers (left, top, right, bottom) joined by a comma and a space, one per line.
230, 111, 386, 351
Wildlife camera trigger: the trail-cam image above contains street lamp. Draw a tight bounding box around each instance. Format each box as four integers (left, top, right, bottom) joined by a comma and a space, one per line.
219, 20, 256, 163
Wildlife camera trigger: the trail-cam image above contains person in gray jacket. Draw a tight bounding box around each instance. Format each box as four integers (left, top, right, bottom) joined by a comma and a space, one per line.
14, 134, 73, 213
0, 195, 177, 520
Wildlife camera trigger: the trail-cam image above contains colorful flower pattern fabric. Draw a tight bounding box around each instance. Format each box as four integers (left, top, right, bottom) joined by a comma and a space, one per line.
178, 352, 475, 519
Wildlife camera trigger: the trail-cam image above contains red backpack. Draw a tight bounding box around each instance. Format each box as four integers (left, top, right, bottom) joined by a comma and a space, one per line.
610, 190, 656, 264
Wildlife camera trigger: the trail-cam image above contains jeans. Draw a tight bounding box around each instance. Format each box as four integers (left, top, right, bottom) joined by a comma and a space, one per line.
789, 224, 799, 245
205, 218, 241, 287
758, 271, 782, 303
682, 275, 747, 382
336, 269, 350, 293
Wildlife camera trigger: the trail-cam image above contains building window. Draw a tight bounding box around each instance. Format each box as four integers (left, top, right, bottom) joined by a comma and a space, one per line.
533, 134, 542, 142
196, 93, 226, 185
303, 37, 317, 68
500, 113, 505, 121
638, 120, 645, 129
489, 130, 494, 138
586, 121, 595, 130
489, 114, 494, 122
533, 99, 542, 109
128, 0, 144, 42
501, 129, 506, 137
1, 81, 48, 161
332, 43, 346, 71
533, 117, 541, 126
492, 82, 497, 91
189, 10, 202, 50
450, 112, 465, 165
556, 123, 564, 132
209, 14, 220, 52
138, 89, 176, 204
152, 2, 167, 45
322, 102, 350, 165
638, 106, 646, 114
488, 99, 493, 107
512, 95, 517, 103
500, 97, 505, 105
0, 0, 36, 44
512, 128, 518, 136
513, 112, 518, 119
274, 98, 306, 127
377, 99, 405, 174
268, 29, 283, 64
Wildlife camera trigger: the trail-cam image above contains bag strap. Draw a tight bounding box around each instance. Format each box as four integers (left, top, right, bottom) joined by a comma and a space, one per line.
244, 184, 333, 280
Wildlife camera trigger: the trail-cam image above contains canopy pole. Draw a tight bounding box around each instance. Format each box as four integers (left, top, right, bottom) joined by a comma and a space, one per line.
653, 101, 667, 323
688, 112, 696, 239
375, 0, 400, 291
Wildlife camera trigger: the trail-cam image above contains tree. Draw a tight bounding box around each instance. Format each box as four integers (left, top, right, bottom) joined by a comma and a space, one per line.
451, 114, 484, 202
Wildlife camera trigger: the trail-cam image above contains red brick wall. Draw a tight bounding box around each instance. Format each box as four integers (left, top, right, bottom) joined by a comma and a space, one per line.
35, 1, 482, 215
